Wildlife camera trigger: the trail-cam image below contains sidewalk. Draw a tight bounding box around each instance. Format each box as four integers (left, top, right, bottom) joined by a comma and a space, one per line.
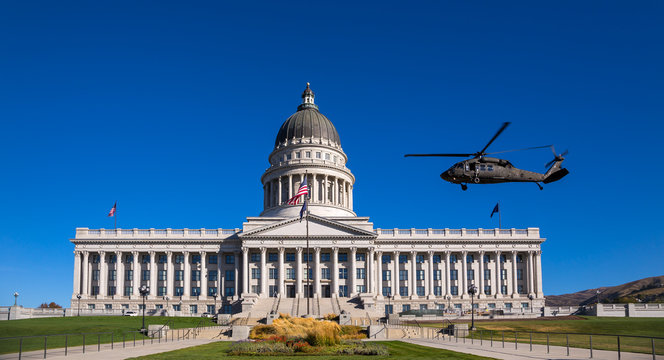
0, 339, 219, 360
403, 337, 662, 360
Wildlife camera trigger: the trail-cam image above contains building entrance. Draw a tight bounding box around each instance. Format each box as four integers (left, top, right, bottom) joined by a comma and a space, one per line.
287, 285, 295, 298
322, 285, 331, 298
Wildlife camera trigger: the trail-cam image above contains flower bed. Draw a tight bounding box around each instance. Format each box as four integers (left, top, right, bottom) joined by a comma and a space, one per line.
229, 339, 388, 356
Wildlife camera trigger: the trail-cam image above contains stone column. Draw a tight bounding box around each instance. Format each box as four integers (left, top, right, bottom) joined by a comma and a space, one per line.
217, 251, 223, 297
332, 247, 339, 296
200, 251, 207, 298
376, 251, 383, 297
367, 248, 373, 294
445, 252, 451, 297
278, 248, 285, 296
242, 248, 249, 296
82, 251, 89, 296
278, 177, 282, 205
349, 185, 353, 209
149, 251, 157, 297
324, 175, 328, 204
393, 251, 400, 299
495, 251, 502, 298
296, 247, 303, 297
288, 174, 293, 200
73, 251, 81, 295
115, 251, 123, 298
511, 251, 518, 297
99, 251, 107, 297
234, 251, 240, 297
479, 251, 485, 297
461, 251, 468, 297
349, 247, 356, 296
260, 248, 267, 297
409, 251, 416, 298
427, 251, 434, 298
535, 251, 543, 298
132, 251, 140, 298
528, 251, 535, 296
166, 251, 173, 297
314, 248, 321, 296
183, 251, 191, 297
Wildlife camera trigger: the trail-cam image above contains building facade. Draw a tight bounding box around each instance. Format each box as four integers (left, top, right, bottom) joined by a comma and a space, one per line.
70, 84, 545, 317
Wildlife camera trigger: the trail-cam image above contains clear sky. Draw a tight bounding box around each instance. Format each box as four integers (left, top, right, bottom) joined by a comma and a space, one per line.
1, 1, 662, 307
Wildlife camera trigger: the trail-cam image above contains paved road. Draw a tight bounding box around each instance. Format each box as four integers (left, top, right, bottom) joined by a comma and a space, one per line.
402, 338, 662, 360
0, 339, 219, 360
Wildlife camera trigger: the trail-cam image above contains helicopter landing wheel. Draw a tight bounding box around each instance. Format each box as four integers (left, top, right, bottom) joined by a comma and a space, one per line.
473, 177, 480, 184
461, 184, 468, 191
536, 182, 543, 190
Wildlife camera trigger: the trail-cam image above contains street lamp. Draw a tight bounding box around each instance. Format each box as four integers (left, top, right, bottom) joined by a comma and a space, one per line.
213, 294, 218, 315
528, 294, 534, 314
13, 292, 19, 306
139, 285, 150, 334
386, 291, 392, 323
76, 294, 82, 316
446, 295, 451, 312
468, 285, 477, 330
596, 289, 601, 304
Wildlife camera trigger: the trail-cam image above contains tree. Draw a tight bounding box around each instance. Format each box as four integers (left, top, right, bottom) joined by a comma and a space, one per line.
39, 302, 62, 309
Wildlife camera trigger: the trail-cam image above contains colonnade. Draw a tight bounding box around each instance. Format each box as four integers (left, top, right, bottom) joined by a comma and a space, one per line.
263, 173, 353, 209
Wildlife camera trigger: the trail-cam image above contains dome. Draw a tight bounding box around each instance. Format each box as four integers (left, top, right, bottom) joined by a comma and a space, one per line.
273, 83, 341, 149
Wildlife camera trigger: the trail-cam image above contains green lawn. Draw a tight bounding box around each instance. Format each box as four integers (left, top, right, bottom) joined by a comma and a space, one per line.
0, 316, 217, 355
417, 316, 664, 355
128, 340, 496, 359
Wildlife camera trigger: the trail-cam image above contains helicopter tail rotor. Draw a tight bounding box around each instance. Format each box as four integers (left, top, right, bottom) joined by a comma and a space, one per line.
545, 146, 568, 168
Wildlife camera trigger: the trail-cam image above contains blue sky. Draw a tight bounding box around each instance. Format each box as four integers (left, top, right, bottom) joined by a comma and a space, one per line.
1, 1, 662, 307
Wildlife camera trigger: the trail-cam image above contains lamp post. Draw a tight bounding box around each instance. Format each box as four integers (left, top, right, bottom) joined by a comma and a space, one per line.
386, 291, 392, 323
213, 294, 218, 315
596, 289, 601, 304
446, 295, 451, 312
76, 294, 82, 316
468, 285, 477, 330
164, 296, 170, 316
528, 294, 534, 314
139, 285, 150, 334
13, 292, 19, 306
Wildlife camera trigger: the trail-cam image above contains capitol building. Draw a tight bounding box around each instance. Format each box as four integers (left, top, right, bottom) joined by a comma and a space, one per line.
70, 84, 545, 320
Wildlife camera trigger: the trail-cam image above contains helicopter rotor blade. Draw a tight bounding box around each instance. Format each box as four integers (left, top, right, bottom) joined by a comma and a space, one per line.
485, 145, 552, 155
545, 159, 556, 168
404, 153, 474, 157
561, 149, 568, 157
478, 122, 510, 155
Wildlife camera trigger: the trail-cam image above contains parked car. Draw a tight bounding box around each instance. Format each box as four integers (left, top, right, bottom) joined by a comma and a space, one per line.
201, 312, 215, 318
124, 311, 138, 316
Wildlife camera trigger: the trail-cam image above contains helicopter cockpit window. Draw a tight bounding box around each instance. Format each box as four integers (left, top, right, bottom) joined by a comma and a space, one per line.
479, 164, 486, 171
464, 164, 469, 171
487, 165, 494, 171
469, 163, 476, 171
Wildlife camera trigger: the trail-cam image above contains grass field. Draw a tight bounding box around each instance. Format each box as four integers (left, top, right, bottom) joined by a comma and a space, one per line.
417, 316, 664, 355
127, 340, 495, 359
0, 316, 217, 355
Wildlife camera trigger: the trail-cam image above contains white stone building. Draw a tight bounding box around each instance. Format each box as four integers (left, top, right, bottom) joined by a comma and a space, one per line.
70, 84, 545, 319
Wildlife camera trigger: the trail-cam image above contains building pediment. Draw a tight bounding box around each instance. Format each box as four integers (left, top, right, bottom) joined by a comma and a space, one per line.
240, 214, 377, 240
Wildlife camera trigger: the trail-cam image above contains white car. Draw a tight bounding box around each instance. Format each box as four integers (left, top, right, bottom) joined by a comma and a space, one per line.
124, 311, 138, 316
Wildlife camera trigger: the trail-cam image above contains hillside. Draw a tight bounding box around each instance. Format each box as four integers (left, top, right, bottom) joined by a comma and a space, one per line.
546, 275, 664, 306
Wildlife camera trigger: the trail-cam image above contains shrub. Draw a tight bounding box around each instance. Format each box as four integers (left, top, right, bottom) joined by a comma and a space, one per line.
323, 313, 339, 321
228, 341, 294, 355
248, 314, 342, 346
249, 324, 277, 339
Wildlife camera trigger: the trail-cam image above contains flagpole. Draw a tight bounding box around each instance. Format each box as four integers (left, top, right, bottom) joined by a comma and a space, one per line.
115, 201, 117, 230
498, 200, 501, 229
305, 173, 310, 316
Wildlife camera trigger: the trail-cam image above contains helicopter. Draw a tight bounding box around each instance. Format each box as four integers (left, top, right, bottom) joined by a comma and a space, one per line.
405, 122, 569, 191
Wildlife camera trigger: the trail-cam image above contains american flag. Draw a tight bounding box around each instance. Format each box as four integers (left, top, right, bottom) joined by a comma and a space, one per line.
287, 177, 309, 205
108, 202, 117, 217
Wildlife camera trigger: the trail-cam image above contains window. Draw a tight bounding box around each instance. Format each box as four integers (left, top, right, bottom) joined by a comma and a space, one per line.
483, 255, 490, 263
124, 286, 132, 296
325, 153, 330, 160
517, 269, 523, 280
501, 285, 508, 295
225, 255, 235, 264
172, 304, 181, 311
338, 253, 348, 262
450, 270, 458, 280
190, 254, 200, 264
356, 268, 366, 279
321, 268, 330, 280
268, 253, 278, 262
158, 255, 167, 264
222, 304, 233, 314
305, 268, 312, 280
466, 255, 474, 263
505, 303, 513, 310
175, 255, 184, 264
91, 286, 99, 295
338, 285, 348, 297
451, 286, 459, 295
434, 270, 442, 280
122, 304, 129, 309
269, 285, 278, 297
251, 268, 261, 279
125, 255, 133, 263
488, 303, 496, 309
467, 269, 475, 282
208, 270, 218, 281
433, 255, 441, 263
417, 270, 425, 280
488, 165, 494, 171
208, 287, 217, 296
517, 255, 523, 263
339, 268, 347, 279
109, 255, 116, 264
484, 269, 491, 280
142, 255, 150, 264
473, 303, 479, 309
382, 254, 391, 263
382, 270, 391, 281
437, 304, 445, 310
252, 285, 261, 294
501, 269, 507, 280
420, 304, 428, 310
158, 286, 166, 296
320, 253, 330, 262
92, 270, 99, 281
108, 270, 116, 281
286, 268, 296, 280
356, 253, 365, 261
399, 286, 408, 296
295, 151, 301, 158
454, 303, 462, 309
225, 270, 235, 281
191, 270, 201, 281
286, 253, 295, 262
305, 151, 311, 158
484, 285, 492, 295
250, 253, 260, 262
190, 305, 198, 314
158, 270, 167, 281
399, 270, 408, 281
500, 254, 506, 263
434, 286, 442, 296
402, 304, 410, 312
286, 154, 292, 160
417, 286, 425, 296
175, 270, 184, 281
108, 287, 116, 296
209, 255, 218, 264
269, 268, 279, 279
450, 254, 457, 263
356, 285, 366, 293
316, 152, 321, 159
382, 286, 391, 297
416, 255, 424, 263
125, 270, 133, 281
518, 285, 525, 294
191, 287, 201, 296
385, 304, 393, 315
207, 305, 215, 313
175, 287, 184, 296
88, 304, 96, 310
521, 302, 529, 309
303, 253, 312, 262
399, 255, 408, 263
225, 287, 235, 296
142, 270, 150, 281
92, 255, 100, 263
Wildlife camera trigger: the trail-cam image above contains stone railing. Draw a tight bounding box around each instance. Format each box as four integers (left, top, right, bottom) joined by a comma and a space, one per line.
374, 228, 539, 238
76, 228, 240, 238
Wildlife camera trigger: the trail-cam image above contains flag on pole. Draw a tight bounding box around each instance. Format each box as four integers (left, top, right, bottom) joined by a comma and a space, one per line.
287, 177, 309, 205
490, 202, 500, 218
300, 199, 308, 222
108, 202, 117, 217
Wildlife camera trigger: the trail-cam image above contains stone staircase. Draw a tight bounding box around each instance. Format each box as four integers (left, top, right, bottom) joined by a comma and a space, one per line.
195, 326, 233, 340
